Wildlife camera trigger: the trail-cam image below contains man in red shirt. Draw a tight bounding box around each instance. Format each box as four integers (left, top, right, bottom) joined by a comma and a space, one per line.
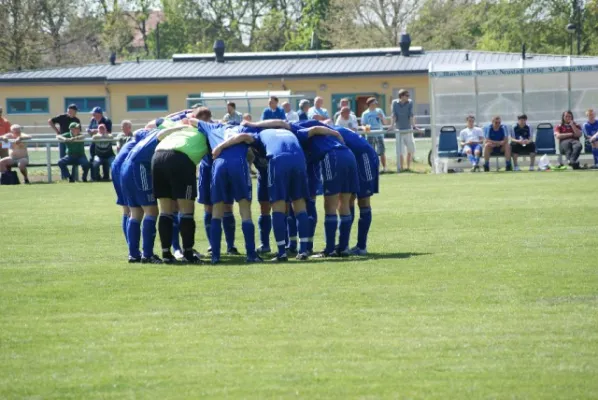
554, 110, 583, 169
0, 107, 11, 159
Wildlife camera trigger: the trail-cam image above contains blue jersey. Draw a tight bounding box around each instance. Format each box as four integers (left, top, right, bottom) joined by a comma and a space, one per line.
126, 129, 160, 165
261, 107, 286, 121
113, 130, 150, 169
198, 121, 255, 160
254, 128, 304, 158
583, 120, 598, 137
334, 126, 374, 157
484, 124, 508, 141
290, 122, 345, 164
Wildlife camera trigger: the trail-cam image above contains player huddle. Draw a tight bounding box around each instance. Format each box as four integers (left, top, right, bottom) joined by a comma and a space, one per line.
111, 106, 380, 264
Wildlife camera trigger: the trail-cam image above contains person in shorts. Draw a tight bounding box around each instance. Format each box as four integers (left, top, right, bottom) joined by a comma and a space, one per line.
459, 115, 484, 172
362, 97, 388, 172
0, 124, 31, 184
511, 114, 536, 171
391, 89, 416, 171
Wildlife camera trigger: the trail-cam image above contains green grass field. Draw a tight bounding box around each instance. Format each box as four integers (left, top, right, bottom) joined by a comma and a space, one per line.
1, 172, 597, 399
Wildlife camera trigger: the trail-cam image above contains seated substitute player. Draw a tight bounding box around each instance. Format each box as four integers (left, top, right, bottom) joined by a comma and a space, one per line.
223, 125, 313, 261
196, 121, 262, 264
243, 119, 358, 258
459, 115, 484, 172
483, 116, 512, 172
554, 110, 583, 169
194, 107, 239, 256
583, 108, 598, 168
511, 114, 536, 171
121, 124, 187, 263
152, 119, 209, 264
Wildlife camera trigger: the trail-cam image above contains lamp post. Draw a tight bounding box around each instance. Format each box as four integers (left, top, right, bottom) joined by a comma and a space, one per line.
566, 23, 576, 56
566, 0, 583, 56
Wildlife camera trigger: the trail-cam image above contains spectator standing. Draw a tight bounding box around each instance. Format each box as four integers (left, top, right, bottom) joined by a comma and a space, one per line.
49, 104, 80, 158
116, 120, 133, 153
554, 110, 583, 169
335, 106, 359, 131
511, 114, 536, 171
582, 108, 598, 168
308, 97, 330, 121
87, 107, 112, 166
459, 115, 484, 172
297, 100, 310, 121
0, 124, 31, 183
0, 107, 12, 159
261, 96, 286, 120
483, 116, 512, 172
361, 97, 389, 173
282, 102, 299, 122
92, 124, 115, 181
333, 98, 355, 121
57, 122, 90, 182
391, 89, 416, 171
222, 102, 243, 124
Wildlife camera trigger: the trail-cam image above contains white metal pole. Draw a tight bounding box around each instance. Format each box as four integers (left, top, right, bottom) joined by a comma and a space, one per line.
46, 143, 52, 183
429, 62, 438, 173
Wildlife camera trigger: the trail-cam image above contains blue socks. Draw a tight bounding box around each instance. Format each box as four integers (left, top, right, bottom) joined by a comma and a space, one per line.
204, 211, 212, 249
272, 211, 287, 257
324, 214, 338, 254
306, 199, 317, 252
210, 218, 222, 262
258, 214, 272, 250
484, 161, 490, 169
142, 215, 157, 258
122, 214, 129, 244
592, 148, 598, 164
338, 214, 353, 253
287, 211, 297, 251
474, 155, 480, 165
223, 211, 235, 251
357, 207, 372, 250
295, 210, 310, 254
505, 160, 512, 168
171, 213, 181, 252
468, 154, 475, 165
242, 220, 257, 259
127, 218, 141, 259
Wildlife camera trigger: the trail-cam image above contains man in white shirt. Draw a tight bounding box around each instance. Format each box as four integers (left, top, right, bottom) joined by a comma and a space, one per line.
459, 115, 485, 172
308, 97, 330, 122
282, 102, 299, 122
335, 106, 358, 131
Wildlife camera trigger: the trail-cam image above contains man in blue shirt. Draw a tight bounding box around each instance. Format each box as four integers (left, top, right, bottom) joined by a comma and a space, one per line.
511, 114, 536, 171
297, 100, 310, 121
199, 121, 262, 264
308, 97, 330, 122
361, 97, 389, 173
261, 96, 286, 121
583, 108, 598, 168
483, 116, 512, 172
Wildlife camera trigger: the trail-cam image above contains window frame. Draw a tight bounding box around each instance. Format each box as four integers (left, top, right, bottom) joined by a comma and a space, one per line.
127, 95, 169, 112
64, 97, 107, 113
6, 98, 50, 114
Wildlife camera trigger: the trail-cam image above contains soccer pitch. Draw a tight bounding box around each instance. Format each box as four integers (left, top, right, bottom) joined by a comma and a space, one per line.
1, 172, 597, 399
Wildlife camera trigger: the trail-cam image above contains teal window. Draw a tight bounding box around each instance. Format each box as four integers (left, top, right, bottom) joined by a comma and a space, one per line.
127, 96, 168, 112
187, 94, 202, 109
64, 97, 106, 113
6, 98, 49, 114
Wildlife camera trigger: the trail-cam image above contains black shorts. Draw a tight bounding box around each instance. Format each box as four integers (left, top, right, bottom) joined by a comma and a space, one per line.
511, 142, 536, 155
152, 150, 197, 200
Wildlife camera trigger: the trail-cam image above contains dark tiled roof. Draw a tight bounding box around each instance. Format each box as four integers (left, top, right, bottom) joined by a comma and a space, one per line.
0, 48, 592, 83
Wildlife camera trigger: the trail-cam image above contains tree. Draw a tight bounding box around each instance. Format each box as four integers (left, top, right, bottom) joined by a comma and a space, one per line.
0, 0, 44, 70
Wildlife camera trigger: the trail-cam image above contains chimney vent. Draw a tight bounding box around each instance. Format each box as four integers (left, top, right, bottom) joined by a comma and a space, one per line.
214, 40, 225, 63
399, 33, 411, 57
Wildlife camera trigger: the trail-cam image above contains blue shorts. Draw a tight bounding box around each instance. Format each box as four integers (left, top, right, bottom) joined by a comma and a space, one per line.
463, 143, 482, 154
256, 167, 269, 203
356, 152, 379, 199
120, 161, 156, 208
197, 158, 212, 205
322, 148, 359, 196
307, 162, 323, 198
111, 164, 125, 206
211, 157, 252, 204
268, 153, 309, 203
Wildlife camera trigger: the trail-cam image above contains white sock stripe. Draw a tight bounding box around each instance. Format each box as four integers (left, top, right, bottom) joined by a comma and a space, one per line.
276, 240, 286, 245
299, 238, 310, 243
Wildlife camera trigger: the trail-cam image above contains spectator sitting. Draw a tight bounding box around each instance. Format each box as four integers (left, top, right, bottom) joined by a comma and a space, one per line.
92, 124, 115, 181
511, 114, 536, 171
459, 115, 484, 172
582, 108, 598, 168
391, 89, 416, 172
297, 99, 310, 121
333, 98, 355, 121
222, 102, 243, 124
483, 116, 512, 172
243, 113, 252, 122
261, 96, 286, 120
57, 122, 90, 182
0, 124, 31, 184
282, 102, 299, 122
308, 97, 330, 122
361, 97, 389, 173
87, 107, 112, 164
116, 120, 133, 153
335, 106, 358, 131
49, 104, 80, 158
554, 110, 583, 169
0, 106, 11, 159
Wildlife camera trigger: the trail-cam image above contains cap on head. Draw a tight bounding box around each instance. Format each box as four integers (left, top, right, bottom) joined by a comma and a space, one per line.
91, 106, 103, 114
68, 104, 78, 111
69, 122, 81, 130
366, 97, 378, 106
